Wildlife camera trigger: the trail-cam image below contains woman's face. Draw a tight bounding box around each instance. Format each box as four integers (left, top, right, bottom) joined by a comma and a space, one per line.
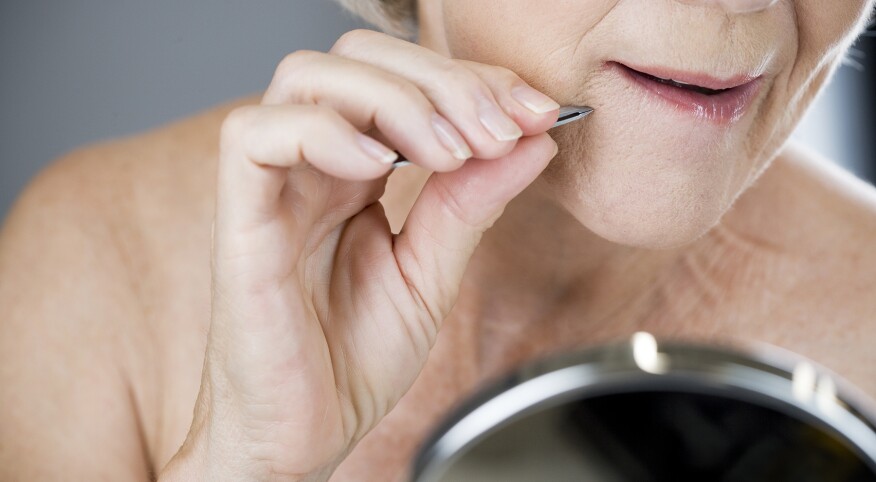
436, 0, 874, 248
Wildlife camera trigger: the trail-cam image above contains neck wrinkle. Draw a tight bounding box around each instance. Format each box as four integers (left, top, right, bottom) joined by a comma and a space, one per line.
455, 180, 684, 376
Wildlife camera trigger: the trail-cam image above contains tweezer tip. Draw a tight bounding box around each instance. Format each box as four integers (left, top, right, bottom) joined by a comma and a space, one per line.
559, 105, 593, 115
552, 105, 594, 128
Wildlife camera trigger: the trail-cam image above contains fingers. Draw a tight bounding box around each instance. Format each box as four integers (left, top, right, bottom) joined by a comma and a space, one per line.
259, 30, 559, 172
214, 29, 566, 270
217, 103, 394, 225
261, 50, 470, 173
457, 60, 560, 135
328, 30, 560, 160
392, 133, 558, 328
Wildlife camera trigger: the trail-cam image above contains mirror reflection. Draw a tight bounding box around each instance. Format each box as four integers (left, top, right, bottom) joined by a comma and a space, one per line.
435, 390, 876, 481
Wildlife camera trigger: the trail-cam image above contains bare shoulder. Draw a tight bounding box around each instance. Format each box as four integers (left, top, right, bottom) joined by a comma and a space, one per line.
700, 141, 876, 400
765, 143, 876, 318
2, 93, 262, 300
0, 93, 258, 478
736, 141, 876, 273
7, 94, 259, 229
724, 142, 876, 391
762, 142, 876, 267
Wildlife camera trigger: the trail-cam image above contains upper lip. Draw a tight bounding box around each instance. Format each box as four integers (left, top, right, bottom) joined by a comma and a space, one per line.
612, 61, 759, 91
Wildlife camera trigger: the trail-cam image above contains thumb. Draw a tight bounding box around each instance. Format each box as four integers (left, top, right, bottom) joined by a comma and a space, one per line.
392, 132, 558, 325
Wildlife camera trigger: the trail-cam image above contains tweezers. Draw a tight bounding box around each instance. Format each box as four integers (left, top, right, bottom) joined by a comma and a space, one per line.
390, 105, 593, 169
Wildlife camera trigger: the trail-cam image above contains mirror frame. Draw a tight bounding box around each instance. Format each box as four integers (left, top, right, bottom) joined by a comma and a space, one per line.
409, 334, 876, 482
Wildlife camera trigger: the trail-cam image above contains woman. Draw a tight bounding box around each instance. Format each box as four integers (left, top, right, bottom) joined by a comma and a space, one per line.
1, 0, 875, 480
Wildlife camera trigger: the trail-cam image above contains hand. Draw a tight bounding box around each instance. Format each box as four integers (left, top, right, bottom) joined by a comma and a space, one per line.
161, 28, 560, 481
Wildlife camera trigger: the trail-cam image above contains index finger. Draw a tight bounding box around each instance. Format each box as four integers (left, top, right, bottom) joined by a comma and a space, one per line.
330, 29, 558, 160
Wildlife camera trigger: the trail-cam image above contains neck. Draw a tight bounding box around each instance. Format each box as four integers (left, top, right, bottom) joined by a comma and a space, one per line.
387, 16, 787, 372
410, 10, 686, 335
460, 176, 681, 327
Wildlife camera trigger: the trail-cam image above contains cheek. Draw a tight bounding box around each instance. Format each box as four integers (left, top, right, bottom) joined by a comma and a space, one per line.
796, 0, 871, 56
439, 2, 768, 249
767, 0, 871, 152
440, 0, 874, 249
441, 0, 618, 88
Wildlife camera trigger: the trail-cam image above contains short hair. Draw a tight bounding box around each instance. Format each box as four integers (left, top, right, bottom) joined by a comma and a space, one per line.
334, 0, 418, 39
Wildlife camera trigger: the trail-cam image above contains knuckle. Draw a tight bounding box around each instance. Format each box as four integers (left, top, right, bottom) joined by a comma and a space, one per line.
489, 64, 522, 85
267, 50, 325, 104
330, 28, 374, 55
385, 76, 424, 100
275, 49, 321, 79
381, 76, 433, 113
457, 59, 522, 88
306, 105, 348, 135
434, 57, 466, 77
436, 60, 490, 97
220, 105, 258, 147
431, 175, 484, 232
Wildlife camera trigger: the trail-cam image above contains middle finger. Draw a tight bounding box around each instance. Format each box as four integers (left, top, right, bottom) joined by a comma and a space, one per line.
329, 29, 559, 160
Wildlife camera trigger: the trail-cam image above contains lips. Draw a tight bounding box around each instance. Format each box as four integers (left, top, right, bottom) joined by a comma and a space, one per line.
610, 61, 762, 124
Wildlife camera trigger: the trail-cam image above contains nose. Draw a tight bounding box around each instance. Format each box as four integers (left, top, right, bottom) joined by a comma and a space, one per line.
675, 0, 779, 14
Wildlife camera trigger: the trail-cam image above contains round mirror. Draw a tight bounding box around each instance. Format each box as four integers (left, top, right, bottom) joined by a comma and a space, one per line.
410, 334, 876, 481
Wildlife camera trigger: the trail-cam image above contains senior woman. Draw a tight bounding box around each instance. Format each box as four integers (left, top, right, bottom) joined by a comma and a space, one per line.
1, 0, 875, 480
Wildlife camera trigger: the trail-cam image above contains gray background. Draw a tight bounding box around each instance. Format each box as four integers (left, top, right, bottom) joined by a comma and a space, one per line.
1, 2, 874, 221
0, 1, 369, 219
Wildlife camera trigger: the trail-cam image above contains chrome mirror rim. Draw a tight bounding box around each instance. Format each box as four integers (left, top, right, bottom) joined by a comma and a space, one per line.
409, 334, 876, 482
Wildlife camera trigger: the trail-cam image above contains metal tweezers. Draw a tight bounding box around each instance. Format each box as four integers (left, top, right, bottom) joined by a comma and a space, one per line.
390, 105, 593, 169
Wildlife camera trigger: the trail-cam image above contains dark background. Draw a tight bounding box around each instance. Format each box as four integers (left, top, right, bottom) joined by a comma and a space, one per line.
1, 3, 874, 221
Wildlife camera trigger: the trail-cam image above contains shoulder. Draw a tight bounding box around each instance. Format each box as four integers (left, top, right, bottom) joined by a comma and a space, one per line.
2, 93, 260, 272
724, 141, 876, 318
710, 142, 876, 395
763, 142, 876, 309
0, 92, 262, 367
0, 94, 258, 477
737, 141, 876, 273
775, 142, 876, 227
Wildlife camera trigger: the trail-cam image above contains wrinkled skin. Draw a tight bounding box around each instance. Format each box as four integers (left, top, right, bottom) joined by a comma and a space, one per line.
1, 1, 875, 481
434, 0, 872, 248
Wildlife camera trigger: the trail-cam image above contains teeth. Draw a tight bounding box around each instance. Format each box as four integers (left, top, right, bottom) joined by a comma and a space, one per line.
654, 76, 690, 86
632, 67, 728, 95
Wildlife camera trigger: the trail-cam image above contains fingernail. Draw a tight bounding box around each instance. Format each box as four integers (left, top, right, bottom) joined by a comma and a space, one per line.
511, 85, 561, 114
356, 133, 398, 165
431, 112, 472, 161
478, 102, 523, 141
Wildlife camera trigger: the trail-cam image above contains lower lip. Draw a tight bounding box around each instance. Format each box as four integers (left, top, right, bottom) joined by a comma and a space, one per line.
610, 62, 762, 125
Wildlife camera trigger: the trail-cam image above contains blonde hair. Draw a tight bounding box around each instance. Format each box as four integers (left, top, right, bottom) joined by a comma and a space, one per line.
333, 0, 418, 39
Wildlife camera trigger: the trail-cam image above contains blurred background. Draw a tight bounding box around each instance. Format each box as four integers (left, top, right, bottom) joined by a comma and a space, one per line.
0, 2, 874, 220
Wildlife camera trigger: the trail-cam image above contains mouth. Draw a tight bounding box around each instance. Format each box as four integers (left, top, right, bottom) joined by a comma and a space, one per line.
610, 61, 762, 124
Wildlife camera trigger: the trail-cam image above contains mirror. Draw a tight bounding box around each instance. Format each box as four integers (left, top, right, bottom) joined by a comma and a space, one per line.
410, 334, 876, 481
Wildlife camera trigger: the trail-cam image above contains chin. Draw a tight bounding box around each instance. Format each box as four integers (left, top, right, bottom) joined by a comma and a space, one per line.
542, 111, 750, 250
536, 61, 768, 250
567, 187, 729, 250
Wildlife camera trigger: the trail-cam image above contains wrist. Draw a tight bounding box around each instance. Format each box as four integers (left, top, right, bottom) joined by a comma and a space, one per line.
158, 418, 323, 482
158, 388, 340, 482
